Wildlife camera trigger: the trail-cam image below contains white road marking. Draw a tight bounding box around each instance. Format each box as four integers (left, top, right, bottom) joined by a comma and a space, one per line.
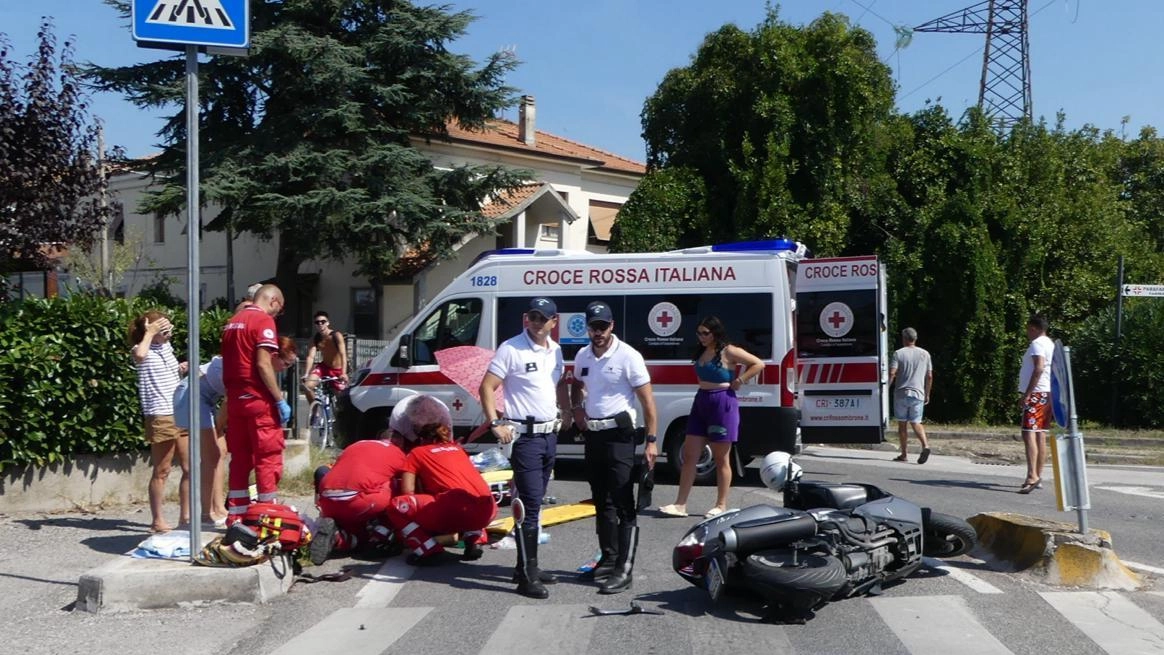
1039, 591, 1164, 655
922, 557, 1003, 594
480, 605, 596, 655
689, 610, 794, 654
353, 557, 415, 608
1094, 485, 1164, 499
271, 607, 432, 655
1123, 561, 1164, 576
870, 595, 1014, 654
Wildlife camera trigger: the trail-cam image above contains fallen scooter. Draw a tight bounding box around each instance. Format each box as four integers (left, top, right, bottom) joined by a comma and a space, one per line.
672, 451, 978, 622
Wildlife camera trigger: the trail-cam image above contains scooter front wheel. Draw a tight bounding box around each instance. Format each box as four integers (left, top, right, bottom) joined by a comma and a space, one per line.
922, 509, 978, 558
740, 550, 848, 611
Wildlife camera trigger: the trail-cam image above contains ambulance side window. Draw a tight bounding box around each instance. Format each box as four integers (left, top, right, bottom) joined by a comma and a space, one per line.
410, 298, 483, 365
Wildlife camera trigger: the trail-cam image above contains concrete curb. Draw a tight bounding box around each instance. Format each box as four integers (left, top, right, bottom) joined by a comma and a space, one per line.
0, 437, 311, 514
75, 535, 297, 613
968, 512, 1143, 590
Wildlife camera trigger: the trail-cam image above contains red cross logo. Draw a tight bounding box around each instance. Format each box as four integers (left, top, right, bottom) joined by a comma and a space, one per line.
656, 311, 674, 328
828, 311, 846, 330
452, 398, 464, 412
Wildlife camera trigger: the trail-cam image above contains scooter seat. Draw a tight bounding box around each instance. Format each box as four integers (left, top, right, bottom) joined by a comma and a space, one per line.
787, 482, 870, 511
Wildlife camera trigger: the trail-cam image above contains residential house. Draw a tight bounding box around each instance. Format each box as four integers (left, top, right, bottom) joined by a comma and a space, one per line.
105, 96, 646, 341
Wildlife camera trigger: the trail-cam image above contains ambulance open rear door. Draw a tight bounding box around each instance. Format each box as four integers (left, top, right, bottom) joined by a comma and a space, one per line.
795, 256, 888, 444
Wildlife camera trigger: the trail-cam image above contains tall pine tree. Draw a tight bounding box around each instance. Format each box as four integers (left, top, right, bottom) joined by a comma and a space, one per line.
85, 1, 527, 329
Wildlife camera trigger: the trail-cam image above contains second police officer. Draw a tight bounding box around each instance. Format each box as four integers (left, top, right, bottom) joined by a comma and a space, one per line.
480, 297, 572, 599
569, 301, 658, 594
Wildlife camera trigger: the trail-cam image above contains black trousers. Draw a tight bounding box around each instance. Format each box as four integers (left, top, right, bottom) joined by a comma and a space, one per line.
584, 426, 637, 529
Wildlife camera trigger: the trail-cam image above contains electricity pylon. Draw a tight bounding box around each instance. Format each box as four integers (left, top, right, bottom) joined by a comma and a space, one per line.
914, 0, 1031, 130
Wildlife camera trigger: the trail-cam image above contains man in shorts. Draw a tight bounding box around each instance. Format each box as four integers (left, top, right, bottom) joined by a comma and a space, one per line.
304, 310, 348, 403
1018, 315, 1054, 494
888, 327, 933, 464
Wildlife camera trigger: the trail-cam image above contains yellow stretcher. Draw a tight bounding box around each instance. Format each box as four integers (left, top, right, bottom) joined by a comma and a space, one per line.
486, 500, 596, 535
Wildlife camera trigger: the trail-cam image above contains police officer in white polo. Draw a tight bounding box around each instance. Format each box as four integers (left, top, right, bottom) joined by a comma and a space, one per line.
480, 297, 571, 599
569, 300, 658, 594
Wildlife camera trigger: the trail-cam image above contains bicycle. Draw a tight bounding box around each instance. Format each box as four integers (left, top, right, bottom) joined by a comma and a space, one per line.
305, 376, 344, 450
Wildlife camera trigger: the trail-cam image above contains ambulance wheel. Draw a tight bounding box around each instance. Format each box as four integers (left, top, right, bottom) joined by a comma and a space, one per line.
664, 423, 716, 485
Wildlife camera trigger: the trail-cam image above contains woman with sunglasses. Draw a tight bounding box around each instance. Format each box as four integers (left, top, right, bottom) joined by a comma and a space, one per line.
658, 316, 763, 519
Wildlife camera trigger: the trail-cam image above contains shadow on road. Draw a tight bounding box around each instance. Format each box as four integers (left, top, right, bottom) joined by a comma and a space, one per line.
889, 477, 1018, 493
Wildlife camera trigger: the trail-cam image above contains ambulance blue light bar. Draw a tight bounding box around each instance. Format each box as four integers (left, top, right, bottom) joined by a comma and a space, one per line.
471, 248, 537, 266
711, 238, 799, 253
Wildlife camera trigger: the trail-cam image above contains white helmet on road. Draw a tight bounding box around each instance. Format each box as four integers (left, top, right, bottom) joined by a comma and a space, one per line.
759, 451, 802, 491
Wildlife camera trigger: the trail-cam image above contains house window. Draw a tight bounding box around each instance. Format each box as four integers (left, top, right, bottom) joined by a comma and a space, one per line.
153, 215, 165, 243
351, 287, 379, 337
588, 200, 621, 244
539, 223, 560, 240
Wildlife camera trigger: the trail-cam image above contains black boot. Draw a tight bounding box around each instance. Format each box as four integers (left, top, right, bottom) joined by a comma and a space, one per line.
511, 527, 557, 584
598, 525, 638, 595
579, 519, 618, 582
514, 526, 549, 599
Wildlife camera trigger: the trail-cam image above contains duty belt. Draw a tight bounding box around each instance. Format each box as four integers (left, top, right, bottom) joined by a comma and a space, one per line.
585, 417, 621, 431
502, 418, 561, 434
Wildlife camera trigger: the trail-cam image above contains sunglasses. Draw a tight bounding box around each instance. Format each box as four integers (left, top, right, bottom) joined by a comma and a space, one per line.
588, 321, 612, 333
314, 319, 328, 324
527, 312, 553, 323
696, 329, 712, 336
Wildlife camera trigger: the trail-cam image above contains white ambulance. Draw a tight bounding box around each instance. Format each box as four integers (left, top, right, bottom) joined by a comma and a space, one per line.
336, 240, 888, 482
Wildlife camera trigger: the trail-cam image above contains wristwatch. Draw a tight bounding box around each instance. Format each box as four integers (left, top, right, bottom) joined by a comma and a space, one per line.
645, 434, 657, 444
490, 418, 507, 428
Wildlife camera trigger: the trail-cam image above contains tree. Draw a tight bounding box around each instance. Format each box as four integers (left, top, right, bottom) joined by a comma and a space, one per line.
0, 21, 112, 286
62, 225, 151, 295
608, 167, 710, 252
638, 8, 896, 255
84, 1, 528, 331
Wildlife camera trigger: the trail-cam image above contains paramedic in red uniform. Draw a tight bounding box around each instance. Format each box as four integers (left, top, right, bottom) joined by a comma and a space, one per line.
387, 395, 497, 565
221, 284, 291, 524
309, 396, 419, 564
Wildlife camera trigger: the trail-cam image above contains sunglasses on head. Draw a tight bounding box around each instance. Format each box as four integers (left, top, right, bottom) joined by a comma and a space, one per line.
696, 329, 712, 336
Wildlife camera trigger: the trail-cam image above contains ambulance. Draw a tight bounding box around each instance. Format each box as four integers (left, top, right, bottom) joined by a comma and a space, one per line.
335, 239, 888, 483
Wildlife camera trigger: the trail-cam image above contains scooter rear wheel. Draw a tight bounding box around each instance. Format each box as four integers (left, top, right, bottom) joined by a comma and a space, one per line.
922, 509, 978, 558
741, 550, 848, 610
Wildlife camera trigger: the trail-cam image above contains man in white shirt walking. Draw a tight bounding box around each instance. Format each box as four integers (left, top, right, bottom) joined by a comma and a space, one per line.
888, 327, 933, 464
1017, 315, 1055, 494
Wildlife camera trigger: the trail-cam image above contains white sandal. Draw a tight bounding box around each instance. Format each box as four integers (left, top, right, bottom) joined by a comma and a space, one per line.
703, 507, 726, 518
658, 504, 688, 517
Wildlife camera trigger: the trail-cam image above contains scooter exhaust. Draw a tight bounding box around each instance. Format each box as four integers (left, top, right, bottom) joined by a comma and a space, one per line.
719, 514, 817, 553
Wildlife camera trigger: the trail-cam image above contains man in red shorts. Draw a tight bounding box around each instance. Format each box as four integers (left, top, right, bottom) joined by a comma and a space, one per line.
1017, 314, 1055, 494
386, 395, 497, 565
221, 284, 290, 524
310, 396, 420, 564
303, 310, 348, 403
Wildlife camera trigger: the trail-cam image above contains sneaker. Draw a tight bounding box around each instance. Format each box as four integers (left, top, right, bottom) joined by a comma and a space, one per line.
463, 541, 485, 561
310, 517, 337, 566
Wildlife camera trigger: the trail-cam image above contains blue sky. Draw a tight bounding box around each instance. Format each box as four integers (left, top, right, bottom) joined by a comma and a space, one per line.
2, 1, 1159, 163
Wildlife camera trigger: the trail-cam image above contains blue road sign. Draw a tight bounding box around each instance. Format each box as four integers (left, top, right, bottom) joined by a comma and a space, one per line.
132, 0, 250, 49
1050, 339, 1070, 428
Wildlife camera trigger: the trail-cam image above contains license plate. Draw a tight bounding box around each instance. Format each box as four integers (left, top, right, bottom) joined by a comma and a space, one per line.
706, 557, 725, 601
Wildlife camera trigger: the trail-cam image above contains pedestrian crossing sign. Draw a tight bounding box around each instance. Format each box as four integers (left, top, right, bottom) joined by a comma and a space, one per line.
132, 0, 250, 50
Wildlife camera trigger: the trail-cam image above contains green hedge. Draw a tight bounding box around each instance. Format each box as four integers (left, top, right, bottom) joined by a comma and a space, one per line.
0, 294, 230, 470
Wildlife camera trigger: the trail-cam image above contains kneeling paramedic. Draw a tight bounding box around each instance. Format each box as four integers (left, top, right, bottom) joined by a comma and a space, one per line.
386, 395, 497, 564
570, 301, 657, 593
311, 396, 420, 564
480, 297, 571, 599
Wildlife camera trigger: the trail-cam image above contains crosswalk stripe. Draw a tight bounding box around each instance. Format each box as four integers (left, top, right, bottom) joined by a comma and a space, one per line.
922, 557, 1003, 594
689, 612, 793, 654
870, 595, 1014, 654
353, 557, 415, 608
480, 605, 596, 655
271, 607, 433, 655
1039, 591, 1164, 655
1123, 560, 1164, 576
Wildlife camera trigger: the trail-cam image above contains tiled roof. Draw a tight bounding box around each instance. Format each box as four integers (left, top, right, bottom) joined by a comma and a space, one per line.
443, 119, 646, 176
482, 183, 543, 218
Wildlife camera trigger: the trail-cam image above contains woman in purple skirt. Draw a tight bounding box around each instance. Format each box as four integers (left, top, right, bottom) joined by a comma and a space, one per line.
659, 316, 764, 519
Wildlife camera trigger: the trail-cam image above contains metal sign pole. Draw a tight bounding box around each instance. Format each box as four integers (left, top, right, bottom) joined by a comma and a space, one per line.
186, 45, 202, 556
1064, 346, 1088, 534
